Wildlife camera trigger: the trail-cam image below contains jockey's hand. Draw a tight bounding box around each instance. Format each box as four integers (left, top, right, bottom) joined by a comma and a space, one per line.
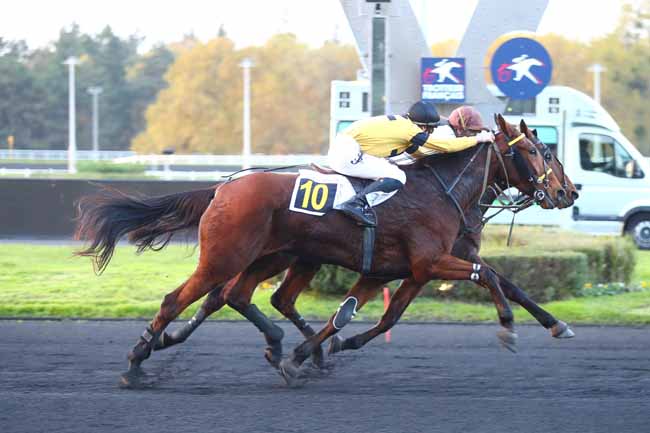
475, 130, 495, 143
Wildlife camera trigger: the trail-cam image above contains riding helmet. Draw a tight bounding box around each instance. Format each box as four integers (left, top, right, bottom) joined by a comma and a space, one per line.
448, 106, 486, 134
407, 101, 441, 126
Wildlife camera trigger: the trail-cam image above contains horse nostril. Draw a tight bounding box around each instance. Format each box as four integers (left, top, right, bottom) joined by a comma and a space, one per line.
571, 191, 579, 200
557, 189, 566, 198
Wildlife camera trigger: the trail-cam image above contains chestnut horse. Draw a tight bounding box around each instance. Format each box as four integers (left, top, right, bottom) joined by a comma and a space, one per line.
150, 119, 578, 368
75, 115, 566, 387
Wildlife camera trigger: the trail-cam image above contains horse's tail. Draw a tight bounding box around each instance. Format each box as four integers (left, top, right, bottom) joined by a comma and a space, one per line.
74, 184, 217, 273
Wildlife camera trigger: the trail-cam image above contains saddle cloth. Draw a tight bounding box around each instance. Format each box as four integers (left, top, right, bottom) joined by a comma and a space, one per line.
288, 169, 396, 216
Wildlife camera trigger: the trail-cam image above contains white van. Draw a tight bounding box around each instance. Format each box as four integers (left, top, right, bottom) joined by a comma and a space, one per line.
329, 80, 650, 249
493, 85, 650, 249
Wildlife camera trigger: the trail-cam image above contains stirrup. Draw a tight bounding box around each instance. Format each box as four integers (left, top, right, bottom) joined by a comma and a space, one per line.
339, 201, 376, 227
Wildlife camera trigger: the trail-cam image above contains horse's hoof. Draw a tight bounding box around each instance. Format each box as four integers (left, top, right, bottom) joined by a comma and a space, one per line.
118, 366, 145, 389
497, 329, 518, 353
278, 358, 306, 388
551, 321, 575, 339
264, 348, 282, 369
310, 346, 326, 369
328, 335, 344, 355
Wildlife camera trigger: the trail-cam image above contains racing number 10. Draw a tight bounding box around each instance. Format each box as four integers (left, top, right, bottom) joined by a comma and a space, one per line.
299, 180, 328, 210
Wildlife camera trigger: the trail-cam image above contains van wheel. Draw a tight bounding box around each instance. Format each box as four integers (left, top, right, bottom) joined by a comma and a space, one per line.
627, 214, 650, 250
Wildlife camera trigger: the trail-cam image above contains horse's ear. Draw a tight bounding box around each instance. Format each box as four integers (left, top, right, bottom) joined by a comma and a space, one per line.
532, 128, 538, 138
519, 119, 529, 135
495, 113, 508, 133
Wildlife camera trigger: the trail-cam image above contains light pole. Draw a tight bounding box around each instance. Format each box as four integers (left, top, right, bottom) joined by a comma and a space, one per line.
87, 86, 103, 160
63, 56, 79, 174
239, 58, 254, 170
587, 63, 606, 105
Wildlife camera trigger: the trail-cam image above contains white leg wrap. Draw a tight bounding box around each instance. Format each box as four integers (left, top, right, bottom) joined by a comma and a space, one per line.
470, 272, 480, 281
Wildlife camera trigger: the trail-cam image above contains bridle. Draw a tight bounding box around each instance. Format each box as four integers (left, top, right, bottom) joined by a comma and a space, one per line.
528, 129, 571, 192
425, 126, 549, 234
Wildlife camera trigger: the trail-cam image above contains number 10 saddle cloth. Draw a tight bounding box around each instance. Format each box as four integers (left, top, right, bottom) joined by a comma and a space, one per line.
288, 169, 397, 217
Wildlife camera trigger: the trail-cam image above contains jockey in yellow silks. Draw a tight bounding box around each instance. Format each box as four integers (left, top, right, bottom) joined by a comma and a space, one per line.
328, 101, 494, 226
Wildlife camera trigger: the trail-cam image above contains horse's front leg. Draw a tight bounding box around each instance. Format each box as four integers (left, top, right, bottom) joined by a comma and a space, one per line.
279, 276, 390, 386
423, 253, 517, 352
453, 238, 574, 338
224, 253, 297, 368
329, 278, 423, 354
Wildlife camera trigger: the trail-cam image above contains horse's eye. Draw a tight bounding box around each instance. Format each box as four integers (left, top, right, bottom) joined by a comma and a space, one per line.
544, 153, 552, 161
529, 148, 537, 155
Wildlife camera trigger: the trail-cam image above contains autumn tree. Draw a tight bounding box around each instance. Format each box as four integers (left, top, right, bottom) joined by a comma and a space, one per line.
132, 36, 242, 153
133, 34, 359, 154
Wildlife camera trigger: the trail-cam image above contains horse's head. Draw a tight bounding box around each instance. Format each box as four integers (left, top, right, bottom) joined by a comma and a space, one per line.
519, 119, 579, 208
492, 113, 564, 210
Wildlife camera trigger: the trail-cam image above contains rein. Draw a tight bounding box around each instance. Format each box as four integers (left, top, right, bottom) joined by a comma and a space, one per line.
425, 130, 546, 236
425, 142, 488, 233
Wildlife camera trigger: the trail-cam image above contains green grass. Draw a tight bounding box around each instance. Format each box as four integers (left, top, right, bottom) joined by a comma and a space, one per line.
1, 244, 649, 324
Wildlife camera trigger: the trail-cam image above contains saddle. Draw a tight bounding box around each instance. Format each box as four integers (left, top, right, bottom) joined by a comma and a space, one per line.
304, 163, 377, 275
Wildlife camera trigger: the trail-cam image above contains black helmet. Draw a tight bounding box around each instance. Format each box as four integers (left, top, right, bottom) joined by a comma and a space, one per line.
407, 101, 440, 126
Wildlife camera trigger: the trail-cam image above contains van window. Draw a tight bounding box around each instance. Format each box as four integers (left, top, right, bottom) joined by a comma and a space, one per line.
579, 133, 645, 178
336, 120, 354, 134
530, 126, 558, 156
504, 98, 536, 115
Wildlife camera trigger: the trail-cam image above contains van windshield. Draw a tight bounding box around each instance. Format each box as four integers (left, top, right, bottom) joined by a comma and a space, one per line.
579, 133, 645, 179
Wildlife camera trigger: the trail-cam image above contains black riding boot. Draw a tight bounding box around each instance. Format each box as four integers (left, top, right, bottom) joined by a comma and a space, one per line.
339, 178, 404, 226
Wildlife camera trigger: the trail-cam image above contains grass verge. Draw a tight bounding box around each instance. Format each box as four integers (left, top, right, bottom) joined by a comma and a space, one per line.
1, 244, 649, 324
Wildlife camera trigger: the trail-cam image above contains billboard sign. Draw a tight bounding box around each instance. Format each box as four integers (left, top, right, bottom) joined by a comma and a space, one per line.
420, 57, 465, 103
490, 37, 553, 100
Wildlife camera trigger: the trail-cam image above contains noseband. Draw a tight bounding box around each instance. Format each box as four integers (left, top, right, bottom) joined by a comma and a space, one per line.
496, 130, 554, 203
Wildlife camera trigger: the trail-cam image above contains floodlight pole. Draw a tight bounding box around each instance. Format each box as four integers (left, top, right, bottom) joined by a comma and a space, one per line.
588, 63, 606, 105
240, 58, 254, 170
87, 86, 103, 160
63, 57, 79, 173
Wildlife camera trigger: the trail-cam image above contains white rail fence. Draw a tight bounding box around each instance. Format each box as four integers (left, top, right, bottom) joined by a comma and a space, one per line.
0, 150, 328, 179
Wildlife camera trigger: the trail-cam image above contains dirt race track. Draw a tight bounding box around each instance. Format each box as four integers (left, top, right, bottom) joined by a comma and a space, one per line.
1, 320, 649, 433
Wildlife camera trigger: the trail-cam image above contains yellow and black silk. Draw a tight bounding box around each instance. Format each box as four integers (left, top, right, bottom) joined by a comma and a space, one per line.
342, 115, 478, 158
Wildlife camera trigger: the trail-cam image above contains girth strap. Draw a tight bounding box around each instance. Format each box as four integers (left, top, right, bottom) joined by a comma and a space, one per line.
362, 225, 375, 274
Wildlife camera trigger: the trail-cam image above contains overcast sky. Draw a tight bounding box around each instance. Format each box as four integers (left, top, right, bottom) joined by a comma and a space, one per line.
0, 0, 634, 51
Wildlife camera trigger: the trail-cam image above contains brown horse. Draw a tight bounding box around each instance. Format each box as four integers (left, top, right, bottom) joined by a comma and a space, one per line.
75, 114, 566, 386
148, 118, 578, 368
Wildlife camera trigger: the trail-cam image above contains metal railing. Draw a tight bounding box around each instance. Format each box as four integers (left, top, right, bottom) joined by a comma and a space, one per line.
113, 153, 328, 166
0, 149, 135, 161
0, 150, 328, 167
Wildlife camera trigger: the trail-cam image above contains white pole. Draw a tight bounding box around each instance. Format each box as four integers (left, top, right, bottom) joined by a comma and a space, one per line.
87, 87, 103, 160
240, 58, 254, 170
587, 63, 606, 105
63, 57, 79, 173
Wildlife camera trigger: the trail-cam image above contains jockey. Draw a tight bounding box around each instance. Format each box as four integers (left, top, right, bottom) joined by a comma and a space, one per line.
328, 101, 495, 226
448, 105, 488, 137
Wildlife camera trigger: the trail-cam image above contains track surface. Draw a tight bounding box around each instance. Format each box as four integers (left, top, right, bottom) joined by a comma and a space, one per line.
1, 320, 649, 433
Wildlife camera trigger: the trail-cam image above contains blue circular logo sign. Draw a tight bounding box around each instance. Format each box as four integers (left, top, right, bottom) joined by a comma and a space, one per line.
490, 37, 552, 100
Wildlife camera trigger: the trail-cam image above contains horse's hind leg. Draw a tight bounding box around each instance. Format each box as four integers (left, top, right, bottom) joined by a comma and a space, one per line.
121, 267, 230, 388
153, 284, 227, 351
269, 260, 326, 368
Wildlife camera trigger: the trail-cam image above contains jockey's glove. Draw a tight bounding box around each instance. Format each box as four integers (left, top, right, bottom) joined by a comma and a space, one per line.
475, 130, 495, 143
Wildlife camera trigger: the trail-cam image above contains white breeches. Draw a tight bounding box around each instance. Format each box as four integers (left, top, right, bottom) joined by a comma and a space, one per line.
327, 134, 407, 185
